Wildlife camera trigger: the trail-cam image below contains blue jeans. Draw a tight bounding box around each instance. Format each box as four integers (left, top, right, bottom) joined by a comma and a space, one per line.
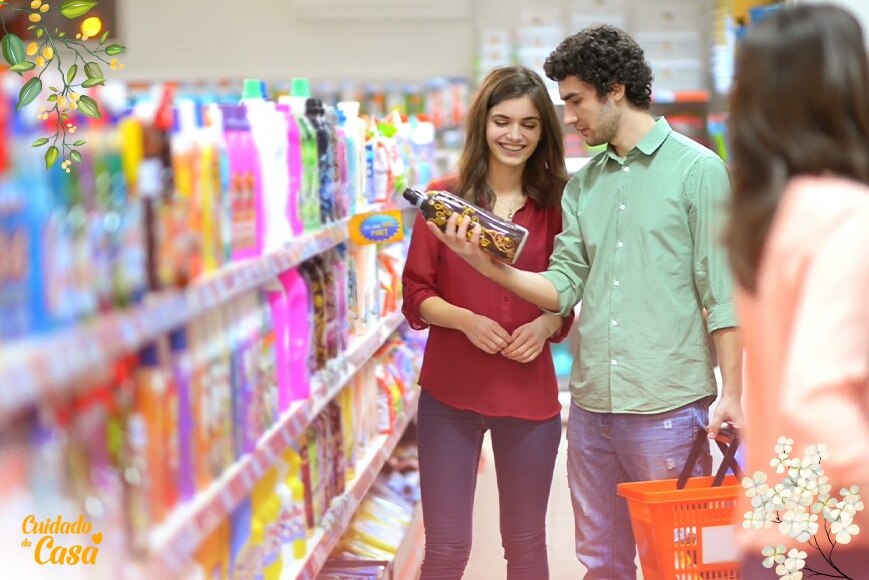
566, 399, 712, 579
417, 390, 562, 580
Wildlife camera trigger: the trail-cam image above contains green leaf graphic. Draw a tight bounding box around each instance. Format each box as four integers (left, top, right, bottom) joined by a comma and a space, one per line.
32, 137, 49, 147
73, 140, 86, 146
45, 146, 59, 169
49, 86, 59, 92
10, 62, 36, 75
60, 0, 97, 19
37, 29, 45, 39
99, 31, 109, 45
84, 62, 103, 79
105, 44, 126, 56
48, 94, 57, 102
17, 77, 42, 111
77, 94, 100, 119
82, 78, 105, 88
2, 33, 25, 66
71, 150, 83, 163
67, 64, 78, 84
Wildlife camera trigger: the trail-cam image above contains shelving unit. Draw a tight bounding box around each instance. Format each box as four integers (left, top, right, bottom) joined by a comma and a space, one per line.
391, 503, 425, 580
138, 310, 408, 575
0, 217, 354, 422
281, 389, 420, 580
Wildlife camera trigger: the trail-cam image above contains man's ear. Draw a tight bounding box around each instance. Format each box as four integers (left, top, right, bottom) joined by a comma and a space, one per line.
610, 83, 626, 103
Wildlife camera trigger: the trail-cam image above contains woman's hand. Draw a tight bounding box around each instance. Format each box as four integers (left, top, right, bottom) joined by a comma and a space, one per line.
501, 314, 560, 363
461, 313, 513, 354
426, 213, 494, 274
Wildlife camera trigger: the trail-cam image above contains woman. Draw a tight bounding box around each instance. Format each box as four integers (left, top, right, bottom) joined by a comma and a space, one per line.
725, 4, 869, 577
401, 66, 573, 579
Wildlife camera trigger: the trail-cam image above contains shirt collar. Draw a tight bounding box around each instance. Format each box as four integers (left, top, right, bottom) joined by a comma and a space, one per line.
605, 116, 672, 160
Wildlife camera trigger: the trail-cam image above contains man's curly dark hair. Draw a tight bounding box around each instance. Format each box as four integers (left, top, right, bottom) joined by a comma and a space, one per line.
543, 25, 654, 110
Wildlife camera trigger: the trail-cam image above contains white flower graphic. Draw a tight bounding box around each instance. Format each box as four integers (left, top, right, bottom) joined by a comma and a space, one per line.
775, 436, 794, 455
743, 471, 769, 498
804, 444, 828, 464
775, 548, 807, 579
749, 440, 863, 575
761, 544, 787, 568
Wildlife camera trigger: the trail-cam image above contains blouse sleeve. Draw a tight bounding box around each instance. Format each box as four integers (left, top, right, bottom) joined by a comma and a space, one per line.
544, 202, 575, 343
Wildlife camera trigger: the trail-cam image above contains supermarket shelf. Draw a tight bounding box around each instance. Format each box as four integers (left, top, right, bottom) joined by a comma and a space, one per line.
392, 502, 425, 580
145, 310, 406, 575
0, 218, 351, 423
281, 389, 420, 580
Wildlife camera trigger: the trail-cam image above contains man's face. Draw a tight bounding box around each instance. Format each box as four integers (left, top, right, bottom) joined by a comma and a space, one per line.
558, 75, 620, 147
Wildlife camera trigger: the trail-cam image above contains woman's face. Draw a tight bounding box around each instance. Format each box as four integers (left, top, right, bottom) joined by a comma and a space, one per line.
485, 95, 543, 171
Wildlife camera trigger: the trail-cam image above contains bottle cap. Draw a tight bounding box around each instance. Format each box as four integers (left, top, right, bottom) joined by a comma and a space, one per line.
241, 78, 265, 101
291, 77, 311, 98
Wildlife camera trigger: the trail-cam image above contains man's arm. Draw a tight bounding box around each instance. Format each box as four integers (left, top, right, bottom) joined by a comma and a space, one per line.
427, 221, 562, 311
686, 156, 744, 438
425, 183, 590, 316
709, 327, 744, 438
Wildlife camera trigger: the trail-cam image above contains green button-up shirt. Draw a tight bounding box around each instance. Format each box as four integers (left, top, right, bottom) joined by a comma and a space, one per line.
542, 118, 737, 414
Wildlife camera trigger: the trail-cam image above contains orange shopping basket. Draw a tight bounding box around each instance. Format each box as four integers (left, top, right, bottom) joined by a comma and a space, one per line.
617, 427, 744, 580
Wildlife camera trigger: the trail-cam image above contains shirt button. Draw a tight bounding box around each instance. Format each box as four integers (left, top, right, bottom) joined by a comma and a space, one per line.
619, 203, 626, 211
617, 241, 624, 248
613, 280, 620, 287
623, 166, 630, 173
611, 320, 618, 327
611, 359, 618, 366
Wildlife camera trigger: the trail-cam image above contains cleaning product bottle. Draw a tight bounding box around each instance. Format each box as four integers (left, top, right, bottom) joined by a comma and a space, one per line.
277, 449, 307, 559
337, 101, 367, 212
221, 104, 263, 260
276, 103, 305, 237
306, 98, 335, 224
169, 327, 196, 503
242, 79, 292, 252
288, 78, 321, 232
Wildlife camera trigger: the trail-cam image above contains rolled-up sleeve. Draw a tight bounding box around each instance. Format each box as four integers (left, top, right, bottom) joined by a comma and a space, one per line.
685, 156, 737, 333
401, 213, 441, 330
542, 203, 576, 342
540, 179, 590, 317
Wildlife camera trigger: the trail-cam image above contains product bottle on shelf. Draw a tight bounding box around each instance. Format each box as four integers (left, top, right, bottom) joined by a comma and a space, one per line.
169, 327, 196, 503
337, 101, 368, 212
221, 104, 264, 260
242, 79, 293, 252
306, 98, 335, 224
276, 103, 305, 237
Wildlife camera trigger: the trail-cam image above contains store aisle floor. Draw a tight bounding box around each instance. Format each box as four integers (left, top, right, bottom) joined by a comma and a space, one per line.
464, 428, 588, 579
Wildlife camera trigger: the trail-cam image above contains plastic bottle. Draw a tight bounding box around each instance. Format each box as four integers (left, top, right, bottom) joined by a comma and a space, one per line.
402, 187, 530, 264
306, 98, 335, 224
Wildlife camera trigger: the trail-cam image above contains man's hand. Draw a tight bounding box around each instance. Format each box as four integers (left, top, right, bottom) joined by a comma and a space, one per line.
461, 313, 513, 355
426, 213, 493, 274
707, 394, 744, 440
501, 315, 559, 363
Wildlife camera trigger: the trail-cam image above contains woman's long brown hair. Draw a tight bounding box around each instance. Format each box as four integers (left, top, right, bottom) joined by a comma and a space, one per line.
725, 4, 869, 292
456, 66, 568, 210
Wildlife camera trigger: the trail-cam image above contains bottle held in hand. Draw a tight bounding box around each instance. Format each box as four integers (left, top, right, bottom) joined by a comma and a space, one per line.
402, 187, 529, 265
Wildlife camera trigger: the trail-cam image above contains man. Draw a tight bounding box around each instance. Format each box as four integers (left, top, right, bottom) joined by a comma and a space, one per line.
426, 25, 743, 579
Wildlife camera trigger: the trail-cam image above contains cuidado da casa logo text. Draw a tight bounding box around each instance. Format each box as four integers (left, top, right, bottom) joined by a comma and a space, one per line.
21, 515, 102, 565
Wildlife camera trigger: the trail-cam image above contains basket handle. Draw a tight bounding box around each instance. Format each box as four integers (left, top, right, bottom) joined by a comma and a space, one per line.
676, 424, 743, 490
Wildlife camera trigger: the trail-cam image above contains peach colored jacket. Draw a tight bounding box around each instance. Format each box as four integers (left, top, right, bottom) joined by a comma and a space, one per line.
737, 176, 869, 554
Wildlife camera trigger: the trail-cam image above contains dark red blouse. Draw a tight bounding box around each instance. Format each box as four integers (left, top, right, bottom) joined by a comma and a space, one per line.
401, 178, 573, 420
